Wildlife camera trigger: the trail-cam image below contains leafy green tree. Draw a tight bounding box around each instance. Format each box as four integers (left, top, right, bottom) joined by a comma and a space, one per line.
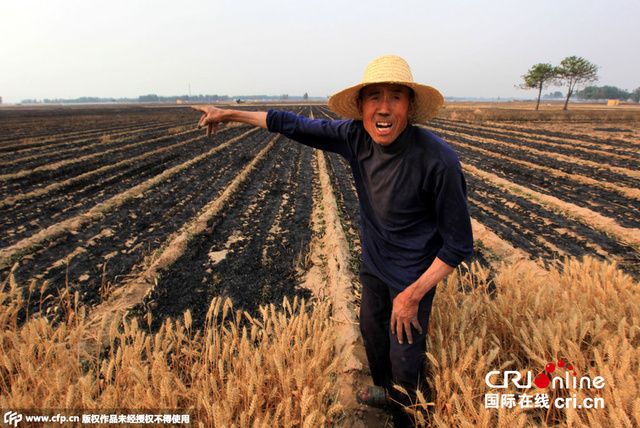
632, 87, 640, 103
138, 94, 159, 103
578, 86, 630, 101
555, 56, 599, 110
578, 86, 600, 100
520, 63, 559, 110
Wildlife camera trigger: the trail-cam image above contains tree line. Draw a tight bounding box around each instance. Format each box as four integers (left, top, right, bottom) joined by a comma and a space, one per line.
18, 95, 232, 104
577, 86, 639, 102
519, 56, 639, 110
20, 93, 315, 105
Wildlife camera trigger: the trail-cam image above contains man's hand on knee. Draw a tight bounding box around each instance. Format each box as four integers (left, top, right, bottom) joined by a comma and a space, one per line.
391, 290, 422, 345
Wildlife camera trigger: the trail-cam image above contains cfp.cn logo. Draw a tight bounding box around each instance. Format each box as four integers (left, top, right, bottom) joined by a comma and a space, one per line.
4, 412, 23, 427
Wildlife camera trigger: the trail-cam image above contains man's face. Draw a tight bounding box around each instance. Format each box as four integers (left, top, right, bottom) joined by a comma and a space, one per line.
357, 83, 415, 146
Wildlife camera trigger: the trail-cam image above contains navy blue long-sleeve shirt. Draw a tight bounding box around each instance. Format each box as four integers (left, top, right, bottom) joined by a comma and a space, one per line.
267, 109, 473, 291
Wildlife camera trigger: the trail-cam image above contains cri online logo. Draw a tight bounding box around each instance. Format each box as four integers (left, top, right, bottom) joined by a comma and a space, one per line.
486, 360, 606, 390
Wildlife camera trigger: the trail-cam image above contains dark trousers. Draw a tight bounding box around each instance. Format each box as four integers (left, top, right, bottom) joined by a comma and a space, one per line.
359, 264, 436, 428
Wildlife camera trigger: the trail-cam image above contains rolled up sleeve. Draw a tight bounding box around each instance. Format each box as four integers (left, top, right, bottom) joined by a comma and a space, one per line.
433, 163, 474, 268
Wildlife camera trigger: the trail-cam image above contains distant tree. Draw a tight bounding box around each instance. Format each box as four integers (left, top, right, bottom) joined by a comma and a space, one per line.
578, 86, 630, 101
555, 56, 599, 110
139, 94, 159, 103
578, 86, 599, 100
303, 92, 308, 101
519, 63, 559, 110
632, 87, 640, 103
603, 86, 629, 100
542, 91, 564, 100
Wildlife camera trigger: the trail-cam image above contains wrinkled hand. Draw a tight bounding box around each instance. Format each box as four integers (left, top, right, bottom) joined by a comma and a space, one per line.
192, 105, 226, 137
390, 289, 422, 345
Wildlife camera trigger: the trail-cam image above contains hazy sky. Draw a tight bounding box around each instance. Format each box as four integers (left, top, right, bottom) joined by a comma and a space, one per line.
1, 0, 639, 104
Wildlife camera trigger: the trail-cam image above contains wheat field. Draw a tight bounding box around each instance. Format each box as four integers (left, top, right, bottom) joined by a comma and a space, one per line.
0, 267, 342, 426
398, 257, 639, 427
2, 256, 638, 427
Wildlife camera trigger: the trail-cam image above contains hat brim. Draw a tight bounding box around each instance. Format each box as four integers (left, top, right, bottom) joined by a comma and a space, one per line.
328, 81, 444, 124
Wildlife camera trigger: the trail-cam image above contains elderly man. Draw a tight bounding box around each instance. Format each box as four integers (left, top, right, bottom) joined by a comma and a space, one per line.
194, 55, 473, 427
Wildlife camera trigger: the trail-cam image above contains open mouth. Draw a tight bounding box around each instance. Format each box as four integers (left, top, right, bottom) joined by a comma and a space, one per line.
376, 122, 392, 132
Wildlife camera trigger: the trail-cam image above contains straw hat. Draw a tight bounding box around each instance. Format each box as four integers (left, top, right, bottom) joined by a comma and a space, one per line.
328, 55, 444, 124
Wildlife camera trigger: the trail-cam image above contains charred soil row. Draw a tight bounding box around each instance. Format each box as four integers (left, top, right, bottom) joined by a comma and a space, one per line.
0, 120, 189, 169
436, 128, 640, 203
313, 105, 338, 119
0, 128, 261, 272
426, 122, 640, 184
439, 131, 640, 230
7, 129, 275, 312
143, 135, 316, 327
0, 106, 191, 144
0, 124, 251, 205
464, 169, 640, 276
0, 128, 211, 195
439, 118, 640, 151
469, 176, 602, 257
447, 136, 640, 230
430, 118, 640, 159
0, 117, 162, 147
465, 162, 640, 247
0, 116, 168, 150
0, 126, 254, 247
429, 122, 640, 186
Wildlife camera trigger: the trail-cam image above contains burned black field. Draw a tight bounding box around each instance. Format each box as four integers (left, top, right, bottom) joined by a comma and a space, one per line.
1, 104, 639, 325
